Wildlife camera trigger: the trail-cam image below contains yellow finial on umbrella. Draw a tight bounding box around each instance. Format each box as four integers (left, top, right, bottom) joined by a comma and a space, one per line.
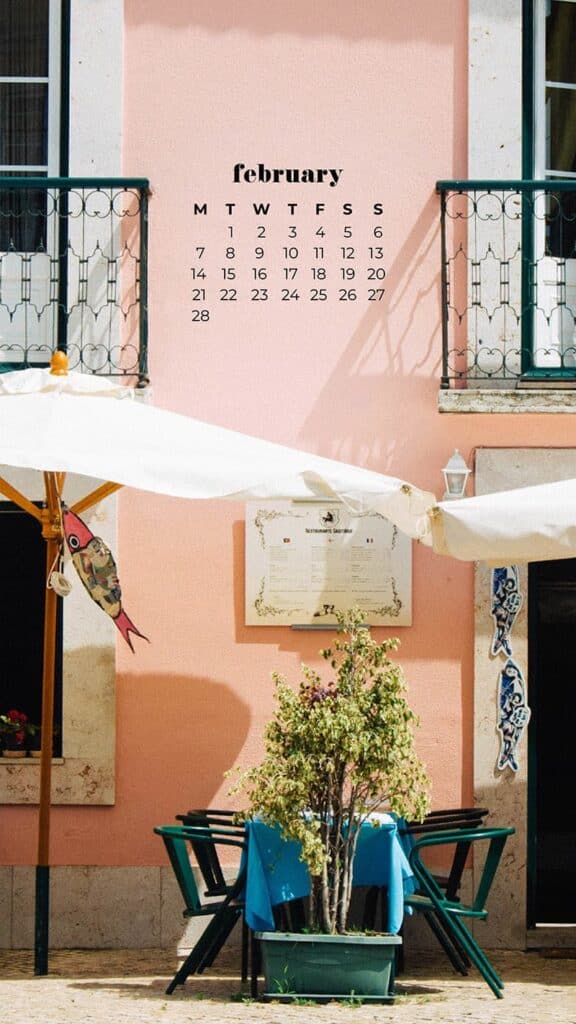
50, 351, 68, 376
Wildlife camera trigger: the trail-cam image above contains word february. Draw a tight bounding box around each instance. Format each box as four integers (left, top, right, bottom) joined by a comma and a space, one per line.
233, 163, 342, 187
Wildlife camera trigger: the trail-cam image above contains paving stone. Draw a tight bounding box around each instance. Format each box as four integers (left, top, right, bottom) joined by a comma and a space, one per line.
0, 947, 574, 1023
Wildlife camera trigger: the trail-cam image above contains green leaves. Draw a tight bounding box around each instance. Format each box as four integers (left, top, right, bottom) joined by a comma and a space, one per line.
232, 607, 430, 931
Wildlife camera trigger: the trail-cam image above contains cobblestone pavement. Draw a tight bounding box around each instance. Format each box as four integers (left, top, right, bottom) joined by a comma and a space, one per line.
0, 947, 574, 1024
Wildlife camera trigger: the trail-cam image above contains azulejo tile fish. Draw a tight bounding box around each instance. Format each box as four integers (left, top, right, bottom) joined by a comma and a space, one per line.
496, 657, 531, 773
62, 507, 148, 652
491, 566, 523, 658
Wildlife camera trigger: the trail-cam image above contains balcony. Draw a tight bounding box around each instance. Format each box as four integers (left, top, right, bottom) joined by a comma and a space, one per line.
0, 177, 149, 388
438, 180, 576, 412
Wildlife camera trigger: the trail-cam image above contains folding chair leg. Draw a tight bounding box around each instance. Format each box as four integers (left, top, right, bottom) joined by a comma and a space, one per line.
423, 912, 470, 975
362, 886, 380, 930
451, 919, 503, 996
250, 929, 260, 999
195, 908, 242, 973
435, 909, 504, 998
165, 909, 241, 993
166, 928, 218, 994
241, 919, 249, 982
395, 925, 405, 976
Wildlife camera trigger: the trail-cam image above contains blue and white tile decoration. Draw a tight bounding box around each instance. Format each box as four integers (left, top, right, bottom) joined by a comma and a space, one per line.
491, 567, 531, 773
491, 566, 523, 658
496, 658, 531, 774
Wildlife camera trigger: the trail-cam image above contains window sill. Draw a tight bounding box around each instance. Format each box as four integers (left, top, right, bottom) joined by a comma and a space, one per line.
0, 756, 114, 804
439, 389, 576, 414
0, 757, 64, 765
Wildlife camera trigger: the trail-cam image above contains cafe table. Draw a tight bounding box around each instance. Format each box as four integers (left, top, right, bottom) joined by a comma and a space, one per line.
244, 813, 415, 935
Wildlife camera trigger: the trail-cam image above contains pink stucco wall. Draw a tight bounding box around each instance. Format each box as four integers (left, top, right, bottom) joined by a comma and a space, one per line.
4, 2, 568, 868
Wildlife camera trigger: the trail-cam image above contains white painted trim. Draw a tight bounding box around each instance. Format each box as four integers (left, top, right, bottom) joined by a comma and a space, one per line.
68, 0, 123, 176
0, 474, 116, 806
468, 0, 523, 179
47, 0, 61, 174
475, 447, 576, 949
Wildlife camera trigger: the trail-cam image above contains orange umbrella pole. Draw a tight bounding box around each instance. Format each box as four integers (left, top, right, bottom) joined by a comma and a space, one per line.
37, 538, 59, 865
35, 485, 62, 975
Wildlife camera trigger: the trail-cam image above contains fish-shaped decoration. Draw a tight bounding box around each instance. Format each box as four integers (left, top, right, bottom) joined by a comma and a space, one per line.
491, 566, 523, 658
496, 658, 531, 773
62, 508, 148, 652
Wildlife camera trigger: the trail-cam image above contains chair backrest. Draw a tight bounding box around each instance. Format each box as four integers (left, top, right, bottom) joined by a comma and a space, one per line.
155, 824, 247, 913
155, 826, 203, 914
426, 806, 489, 819
404, 807, 489, 833
401, 807, 490, 899
184, 808, 240, 819
175, 811, 245, 896
408, 826, 515, 917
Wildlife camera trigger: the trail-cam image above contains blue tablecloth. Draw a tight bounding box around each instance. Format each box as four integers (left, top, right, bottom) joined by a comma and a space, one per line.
244, 814, 414, 935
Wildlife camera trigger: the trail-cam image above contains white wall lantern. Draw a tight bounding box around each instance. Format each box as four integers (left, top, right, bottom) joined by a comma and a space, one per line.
442, 448, 471, 500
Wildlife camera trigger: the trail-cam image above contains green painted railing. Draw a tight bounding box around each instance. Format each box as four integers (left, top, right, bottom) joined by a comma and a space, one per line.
436, 180, 576, 388
0, 176, 150, 387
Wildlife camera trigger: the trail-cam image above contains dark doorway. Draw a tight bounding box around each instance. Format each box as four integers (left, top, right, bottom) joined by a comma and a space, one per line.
528, 558, 576, 925
0, 502, 62, 755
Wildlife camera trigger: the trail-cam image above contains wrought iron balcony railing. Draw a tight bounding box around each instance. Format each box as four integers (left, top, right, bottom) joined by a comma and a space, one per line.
438, 180, 576, 388
0, 176, 149, 387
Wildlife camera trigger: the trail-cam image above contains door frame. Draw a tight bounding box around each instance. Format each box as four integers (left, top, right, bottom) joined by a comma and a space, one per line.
474, 447, 576, 948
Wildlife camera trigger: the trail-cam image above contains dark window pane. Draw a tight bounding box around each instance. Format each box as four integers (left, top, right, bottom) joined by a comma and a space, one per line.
0, 503, 62, 756
546, 87, 576, 173
0, 174, 48, 252
547, 1, 576, 86
0, 0, 49, 77
546, 189, 576, 260
0, 83, 48, 166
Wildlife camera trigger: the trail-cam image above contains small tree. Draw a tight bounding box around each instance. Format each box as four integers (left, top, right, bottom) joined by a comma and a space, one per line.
234, 607, 430, 934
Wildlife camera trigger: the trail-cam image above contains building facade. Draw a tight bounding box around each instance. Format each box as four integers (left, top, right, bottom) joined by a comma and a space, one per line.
0, 0, 574, 952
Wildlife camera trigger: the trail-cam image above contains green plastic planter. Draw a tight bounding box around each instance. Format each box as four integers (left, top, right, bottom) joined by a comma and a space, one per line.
256, 931, 402, 1003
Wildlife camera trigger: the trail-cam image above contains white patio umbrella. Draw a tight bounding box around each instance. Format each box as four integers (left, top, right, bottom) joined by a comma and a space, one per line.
0, 355, 435, 973
426, 478, 576, 564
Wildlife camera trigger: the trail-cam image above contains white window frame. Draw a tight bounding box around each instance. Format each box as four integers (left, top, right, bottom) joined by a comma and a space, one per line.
0, 1, 61, 176
0, 0, 124, 806
534, 0, 576, 180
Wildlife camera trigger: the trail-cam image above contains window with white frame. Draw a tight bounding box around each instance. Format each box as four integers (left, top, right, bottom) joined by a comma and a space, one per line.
0, 1, 62, 367
0, 1, 61, 250
531, 0, 576, 369
535, 0, 576, 180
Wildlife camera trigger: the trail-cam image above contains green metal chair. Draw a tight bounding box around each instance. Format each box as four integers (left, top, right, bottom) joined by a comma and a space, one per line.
404, 826, 515, 998
402, 807, 490, 901
177, 809, 306, 934
155, 823, 252, 995
394, 808, 491, 975
360, 802, 485, 937
175, 810, 249, 980
176, 811, 244, 898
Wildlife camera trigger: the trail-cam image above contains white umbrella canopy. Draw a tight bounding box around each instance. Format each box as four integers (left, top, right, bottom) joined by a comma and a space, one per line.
0, 357, 436, 974
0, 365, 434, 536
427, 478, 576, 565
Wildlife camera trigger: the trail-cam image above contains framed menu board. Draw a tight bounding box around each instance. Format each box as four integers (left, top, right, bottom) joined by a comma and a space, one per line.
245, 501, 411, 627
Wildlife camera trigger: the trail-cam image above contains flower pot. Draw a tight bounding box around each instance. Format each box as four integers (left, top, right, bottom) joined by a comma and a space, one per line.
255, 931, 401, 1003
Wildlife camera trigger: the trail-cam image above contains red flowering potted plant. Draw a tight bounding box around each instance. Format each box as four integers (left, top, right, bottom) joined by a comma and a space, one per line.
0, 709, 31, 758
